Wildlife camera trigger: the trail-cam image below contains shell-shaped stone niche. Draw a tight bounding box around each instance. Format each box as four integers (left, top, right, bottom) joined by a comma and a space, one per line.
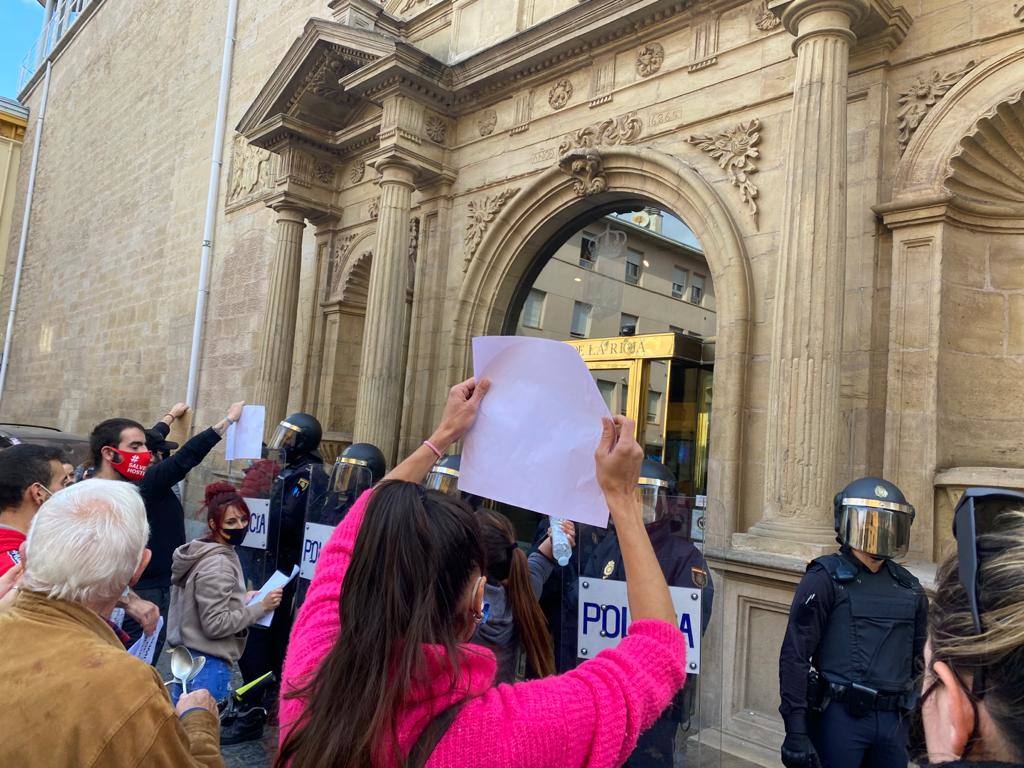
946, 92, 1024, 218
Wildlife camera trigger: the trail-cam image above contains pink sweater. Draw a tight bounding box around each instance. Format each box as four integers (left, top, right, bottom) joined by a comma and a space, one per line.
280, 489, 687, 768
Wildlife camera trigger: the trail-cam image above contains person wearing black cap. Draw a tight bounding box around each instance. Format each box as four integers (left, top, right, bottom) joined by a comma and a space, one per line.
579, 458, 714, 767
778, 477, 928, 768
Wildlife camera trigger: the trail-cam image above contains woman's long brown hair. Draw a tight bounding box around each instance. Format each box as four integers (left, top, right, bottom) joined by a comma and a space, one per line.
475, 508, 556, 678
275, 481, 487, 768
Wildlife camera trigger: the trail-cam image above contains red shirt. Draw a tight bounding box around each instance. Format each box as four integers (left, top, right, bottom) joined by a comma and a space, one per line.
0, 525, 25, 577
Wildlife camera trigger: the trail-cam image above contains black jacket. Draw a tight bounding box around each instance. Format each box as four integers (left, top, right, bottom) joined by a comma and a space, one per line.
135, 427, 222, 590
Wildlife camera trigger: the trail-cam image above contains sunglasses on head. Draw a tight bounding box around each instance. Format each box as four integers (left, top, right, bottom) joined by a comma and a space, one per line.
951, 486, 1024, 696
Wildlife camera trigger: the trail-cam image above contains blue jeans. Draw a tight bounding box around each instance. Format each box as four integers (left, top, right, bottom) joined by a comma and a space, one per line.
169, 649, 233, 706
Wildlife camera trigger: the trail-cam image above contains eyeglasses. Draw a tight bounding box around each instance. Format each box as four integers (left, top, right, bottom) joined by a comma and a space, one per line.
951, 486, 1024, 696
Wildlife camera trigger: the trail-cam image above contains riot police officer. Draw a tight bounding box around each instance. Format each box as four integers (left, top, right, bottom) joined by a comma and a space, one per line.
778, 477, 928, 768
581, 459, 713, 767
295, 442, 386, 608
237, 414, 324, 701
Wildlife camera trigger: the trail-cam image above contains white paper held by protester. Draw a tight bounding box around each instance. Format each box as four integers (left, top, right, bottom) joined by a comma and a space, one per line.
127, 616, 164, 665
226, 405, 265, 461
247, 565, 300, 628
461, 336, 611, 528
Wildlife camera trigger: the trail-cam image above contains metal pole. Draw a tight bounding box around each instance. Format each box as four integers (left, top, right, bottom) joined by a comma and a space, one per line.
0, 61, 52, 406
184, 0, 240, 412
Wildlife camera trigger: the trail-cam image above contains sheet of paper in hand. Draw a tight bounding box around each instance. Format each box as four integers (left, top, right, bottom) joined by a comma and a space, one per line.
127, 615, 165, 665
247, 565, 300, 628
460, 336, 612, 528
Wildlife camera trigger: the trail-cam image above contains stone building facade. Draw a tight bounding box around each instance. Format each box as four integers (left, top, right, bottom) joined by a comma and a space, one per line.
6, 0, 1024, 761
0, 97, 27, 298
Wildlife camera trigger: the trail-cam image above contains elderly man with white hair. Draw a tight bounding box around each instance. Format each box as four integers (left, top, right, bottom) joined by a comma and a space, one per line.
0, 479, 224, 767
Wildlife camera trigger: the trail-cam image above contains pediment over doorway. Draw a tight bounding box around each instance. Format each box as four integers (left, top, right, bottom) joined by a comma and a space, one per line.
237, 18, 397, 150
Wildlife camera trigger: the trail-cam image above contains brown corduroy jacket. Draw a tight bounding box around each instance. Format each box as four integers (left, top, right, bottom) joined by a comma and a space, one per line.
0, 589, 223, 768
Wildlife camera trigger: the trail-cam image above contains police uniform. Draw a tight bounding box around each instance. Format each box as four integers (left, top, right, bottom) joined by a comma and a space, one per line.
778, 477, 928, 768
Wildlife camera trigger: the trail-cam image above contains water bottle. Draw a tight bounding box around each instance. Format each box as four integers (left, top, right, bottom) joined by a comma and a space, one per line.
550, 516, 571, 567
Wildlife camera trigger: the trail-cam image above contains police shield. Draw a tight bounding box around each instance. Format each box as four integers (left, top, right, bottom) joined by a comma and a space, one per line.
294, 459, 373, 608
556, 494, 718, 767
233, 455, 284, 591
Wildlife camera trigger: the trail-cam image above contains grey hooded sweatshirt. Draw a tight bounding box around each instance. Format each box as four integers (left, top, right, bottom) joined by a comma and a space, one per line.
471, 551, 555, 683
167, 539, 265, 662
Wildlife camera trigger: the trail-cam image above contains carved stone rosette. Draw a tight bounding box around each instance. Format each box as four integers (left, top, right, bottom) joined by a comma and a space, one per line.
478, 109, 497, 137
558, 148, 607, 197
548, 78, 574, 110
314, 161, 335, 185
463, 188, 519, 271
896, 60, 978, 153
368, 197, 380, 220
636, 43, 665, 78
349, 159, 365, 184
686, 118, 761, 224
557, 111, 643, 155
424, 115, 448, 144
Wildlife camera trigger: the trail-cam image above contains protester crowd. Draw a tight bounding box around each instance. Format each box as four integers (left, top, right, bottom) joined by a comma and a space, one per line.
0, 378, 1022, 768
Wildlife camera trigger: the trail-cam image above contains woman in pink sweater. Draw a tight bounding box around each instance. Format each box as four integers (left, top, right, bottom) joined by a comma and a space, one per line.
276, 378, 688, 768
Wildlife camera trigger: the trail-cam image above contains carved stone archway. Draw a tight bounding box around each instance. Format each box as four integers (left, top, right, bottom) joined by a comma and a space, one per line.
452, 145, 753, 537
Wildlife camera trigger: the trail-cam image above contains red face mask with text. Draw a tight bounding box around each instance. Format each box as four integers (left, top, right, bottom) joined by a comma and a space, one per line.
108, 449, 153, 481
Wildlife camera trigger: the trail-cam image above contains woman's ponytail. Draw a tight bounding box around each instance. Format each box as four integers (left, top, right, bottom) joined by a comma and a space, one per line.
506, 544, 556, 678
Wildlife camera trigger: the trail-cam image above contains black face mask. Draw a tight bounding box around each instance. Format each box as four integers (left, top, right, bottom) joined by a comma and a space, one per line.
223, 527, 248, 547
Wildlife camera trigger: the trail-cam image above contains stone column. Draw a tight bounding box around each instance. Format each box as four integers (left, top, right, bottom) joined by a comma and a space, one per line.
741, 0, 869, 556
253, 206, 306, 433
353, 159, 416, 462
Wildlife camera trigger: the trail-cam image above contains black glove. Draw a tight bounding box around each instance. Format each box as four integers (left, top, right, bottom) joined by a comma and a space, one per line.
781, 732, 821, 768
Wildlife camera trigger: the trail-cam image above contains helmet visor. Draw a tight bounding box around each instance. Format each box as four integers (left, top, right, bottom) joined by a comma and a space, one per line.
329, 459, 374, 497
637, 482, 670, 525
267, 421, 301, 451
425, 466, 460, 496
839, 505, 913, 559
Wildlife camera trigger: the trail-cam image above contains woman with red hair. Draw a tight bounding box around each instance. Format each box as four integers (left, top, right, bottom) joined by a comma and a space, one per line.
167, 481, 283, 704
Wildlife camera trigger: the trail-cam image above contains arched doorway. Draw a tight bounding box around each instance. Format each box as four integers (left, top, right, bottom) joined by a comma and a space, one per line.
454, 146, 752, 542
506, 206, 716, 499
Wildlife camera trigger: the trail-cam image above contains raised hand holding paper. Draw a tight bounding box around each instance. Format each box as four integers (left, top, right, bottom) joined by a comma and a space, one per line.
226, 404, 265, 461
460, 336, 612, 528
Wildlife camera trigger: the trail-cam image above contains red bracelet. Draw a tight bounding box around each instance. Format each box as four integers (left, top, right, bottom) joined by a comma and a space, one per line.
423, 440, 443, 459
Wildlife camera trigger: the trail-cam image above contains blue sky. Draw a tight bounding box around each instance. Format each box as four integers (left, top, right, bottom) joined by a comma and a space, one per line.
1, 0, 43, 101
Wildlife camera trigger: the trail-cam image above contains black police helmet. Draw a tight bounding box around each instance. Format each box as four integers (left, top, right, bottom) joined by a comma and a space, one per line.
833, 476, 915, 533
341, 442, 386, 484
283, 412, 322, 456
434, 454, 461, 473
639, 458, 677, 494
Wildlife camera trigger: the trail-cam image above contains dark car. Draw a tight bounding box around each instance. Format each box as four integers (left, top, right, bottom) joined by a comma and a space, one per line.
0, 424, 91, 466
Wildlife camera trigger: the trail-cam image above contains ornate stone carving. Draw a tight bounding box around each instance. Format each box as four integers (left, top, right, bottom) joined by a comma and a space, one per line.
897, 60, 978, 154
398, 0, 435, 13
314, 161, 335, 185
310, 56, 348, 103
463, 188, 519, 271
424, 115, 448, 144
511, 90, 532, 134
368, 197, 380, 220
478, 109, 497, 136
754, 1, 781, 31
349, 159, 365, 184
558, 148, 607, 197
636, 43, 665, 78
946, 91, 1024, 216
325, 233, 359, 301
226, 134, 276, 208
409, 217, 420, 261
589, 54, 616, 107
1015, 2, 1024, 21
548, 78, 574, 110
557, 111, 643, 155
686, 118, 761, 224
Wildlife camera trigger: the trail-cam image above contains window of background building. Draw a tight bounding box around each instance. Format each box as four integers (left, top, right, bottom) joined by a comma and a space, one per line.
620, 312, 638, 335
579, 234, 598, 269
625, 249, 643, 285
672, 266, 689, 299
570, 301, 592, 337
691, 274, 705, 305
621, 383, 629, 415
669, 324, 686, 334
597, 380, 615, 411
647, 390, 662, 423
521, 289, 546, 329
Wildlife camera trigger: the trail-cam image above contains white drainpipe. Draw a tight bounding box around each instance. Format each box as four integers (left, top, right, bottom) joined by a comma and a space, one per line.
0, 60, 52, 406
184, 0, 240, 412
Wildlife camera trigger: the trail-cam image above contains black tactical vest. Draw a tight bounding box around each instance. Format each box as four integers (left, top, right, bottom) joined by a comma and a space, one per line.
814, 552, 920, 693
